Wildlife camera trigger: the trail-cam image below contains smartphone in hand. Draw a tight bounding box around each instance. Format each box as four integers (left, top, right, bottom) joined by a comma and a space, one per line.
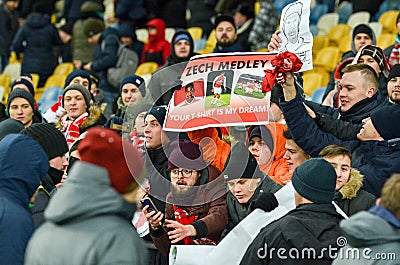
140, 197, 159, 213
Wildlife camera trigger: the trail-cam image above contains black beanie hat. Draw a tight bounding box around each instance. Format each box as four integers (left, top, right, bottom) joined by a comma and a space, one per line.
215, 15, 236, 30
370, 105, 400, 141
223, 142, 262, 181
388, 64, 400, 80
235, 4, 254, 19
167, 140, 207, 171
21, 123, 69, 160
353, 24, 374, 40
11, 77, 35, 97
64, 69, 92, 88
83, 18, 105, 37
292, 158, 337, 203
357, 45, 389, 78
62, 83, 92, 108
119, 75, 146, 96
248, 125, 274, 153
60, 21, 74, 35
0, 119, 24, 140
145, 105, 167, 127
7, 88, 35, 111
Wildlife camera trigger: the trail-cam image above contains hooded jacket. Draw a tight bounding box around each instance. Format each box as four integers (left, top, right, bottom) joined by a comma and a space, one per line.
141, 18, 171, 65
12, 13, 62, 86
149, 29, 197, 105
25, 162, 148, 265
334, 169, 376, 217
0, 134, 49, 265
332, 206, 400, 265
240, 203, 344, 265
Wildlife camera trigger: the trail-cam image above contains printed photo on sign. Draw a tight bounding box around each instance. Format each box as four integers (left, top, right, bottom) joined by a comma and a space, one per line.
206, 70, 234, 109
233, 74, 264, 99
174, 79, 205, 107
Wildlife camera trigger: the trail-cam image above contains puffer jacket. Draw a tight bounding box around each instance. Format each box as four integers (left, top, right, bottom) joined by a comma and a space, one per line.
12, 13, 62, 86
334, 169, 376, 217
25, 162, 148, 265
141, 18, 171, 65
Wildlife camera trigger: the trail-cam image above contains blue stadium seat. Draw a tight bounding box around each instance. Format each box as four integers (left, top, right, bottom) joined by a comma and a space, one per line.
311, 86, 327, 104
310, 4, 329, 25
337, 2, 352, 24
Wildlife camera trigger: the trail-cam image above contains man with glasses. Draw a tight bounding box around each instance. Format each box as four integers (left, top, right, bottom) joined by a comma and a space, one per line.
143, 139, 227, 257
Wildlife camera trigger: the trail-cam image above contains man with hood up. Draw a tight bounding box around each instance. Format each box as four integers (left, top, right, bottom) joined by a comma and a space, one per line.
141, 18, 171, 66
148, 29, 197, 105
0, 134, 49, 264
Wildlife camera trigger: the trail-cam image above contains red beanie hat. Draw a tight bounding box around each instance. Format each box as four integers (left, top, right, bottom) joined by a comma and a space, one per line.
78, 127, 145, 194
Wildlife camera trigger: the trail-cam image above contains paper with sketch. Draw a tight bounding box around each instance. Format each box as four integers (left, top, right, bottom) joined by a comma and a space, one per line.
278, 0, 313, 71
168, 182, 296, 265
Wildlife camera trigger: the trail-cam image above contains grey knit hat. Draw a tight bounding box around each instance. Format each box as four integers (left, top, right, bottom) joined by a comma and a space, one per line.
62, 83, 92, 108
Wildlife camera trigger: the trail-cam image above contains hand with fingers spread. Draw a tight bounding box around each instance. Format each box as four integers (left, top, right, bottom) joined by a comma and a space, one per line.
165, 219, 197, 244
143, 205, 164, 230
268, 30, 282, 52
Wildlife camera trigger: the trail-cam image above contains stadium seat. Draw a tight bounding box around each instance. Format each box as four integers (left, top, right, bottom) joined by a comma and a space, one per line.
165, 27, 176, 42
314, 46, 340, 73
197, 29, 217, 55
53, 62, 74, 76
312, 35, 329, 58
338, 34, 352, 55
311, 86, 327, 103
310, 4, 329, 25
316, 13, 339, 36
378, 10, 399, 34
302, 72, 325, 96
254, 1, 260, 15
0, 74, 11, 104
328, 24, 351, 47
368, 22, 383, 38
2, 63, 21, 82
30, 73, 40, 90
43, 75, 67, 90
136, 28, 148, 43
187, 27, 203, 40
377, 33, 396, 50
347, 11, 370, 29
8, 51, 22, 64
135, 62, 158, 76
337, 2, 352, 24
0, 85, 4, 104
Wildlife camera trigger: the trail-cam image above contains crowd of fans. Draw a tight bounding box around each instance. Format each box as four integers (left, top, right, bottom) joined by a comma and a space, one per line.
0, 0, 399, 264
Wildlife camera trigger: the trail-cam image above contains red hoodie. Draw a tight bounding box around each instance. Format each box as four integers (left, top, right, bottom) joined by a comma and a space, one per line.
141, 18, 171, 65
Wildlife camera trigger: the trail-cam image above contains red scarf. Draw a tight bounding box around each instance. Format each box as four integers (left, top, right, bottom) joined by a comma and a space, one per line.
173, 205, 216, 245
61, 112, 88, 147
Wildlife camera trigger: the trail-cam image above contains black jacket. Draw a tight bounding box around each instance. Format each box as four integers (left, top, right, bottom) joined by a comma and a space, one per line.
12, 13, 62, 85
0, 3, 19, 57
240, 204, 343, 265
90, 27, 119, 92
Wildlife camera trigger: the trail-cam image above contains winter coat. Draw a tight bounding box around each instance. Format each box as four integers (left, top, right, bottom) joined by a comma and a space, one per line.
24, 162, 148, 265
0, 134, 49, 265
0, 3, 19, 57
248, 0, 278, 51
332, 206, 400, 265
141, 19, 171, 65
306, 91, 389, 141
114, 0, 146, 25
221, 174, 282, 239
150, 165, 228, 256
334, 169, 376, 217
186, 128, 231, 172
12, 13, 62, 86
281, 92, 400, 197
63, 0, 86, 22
72, 19, 97, 62
91, 27, 120, 92
240, 203, 344, 265
155, 0, 186, 28
149, 29, 197, 105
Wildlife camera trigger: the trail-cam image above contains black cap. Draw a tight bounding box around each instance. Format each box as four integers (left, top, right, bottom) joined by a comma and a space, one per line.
215, 15, 236, 29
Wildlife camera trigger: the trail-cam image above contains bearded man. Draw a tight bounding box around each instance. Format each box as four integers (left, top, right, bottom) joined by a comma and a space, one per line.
143, 140, 228, 257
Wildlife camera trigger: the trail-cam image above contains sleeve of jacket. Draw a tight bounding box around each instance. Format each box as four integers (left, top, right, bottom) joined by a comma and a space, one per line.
150, 202, 174, 257
314, 112, 361, 141
191, 193, 228, 239
51, 25, 63, 46
161, 42, 171, 65
11, 27, 25, 53
91, 36, 119, 72
304, 99, 338, 116
281, 92, 352, 157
